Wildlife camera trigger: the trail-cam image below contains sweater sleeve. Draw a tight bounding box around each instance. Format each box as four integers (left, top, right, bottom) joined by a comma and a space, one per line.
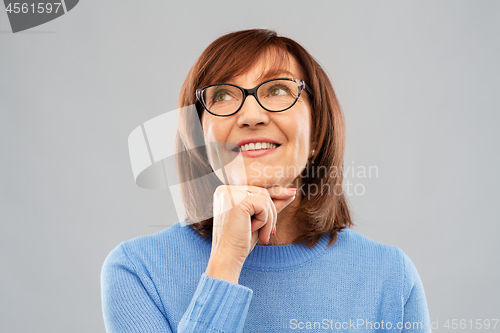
177, 274, 253, 333
101, 243, 253, 333
101, 243, 174, 333
400, 250, 432, 333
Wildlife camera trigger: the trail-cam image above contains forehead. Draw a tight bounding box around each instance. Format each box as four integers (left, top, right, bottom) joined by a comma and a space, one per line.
225, 51, 305, 86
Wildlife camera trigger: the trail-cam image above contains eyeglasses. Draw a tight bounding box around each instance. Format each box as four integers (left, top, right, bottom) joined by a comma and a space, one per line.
196, 78, 313, 117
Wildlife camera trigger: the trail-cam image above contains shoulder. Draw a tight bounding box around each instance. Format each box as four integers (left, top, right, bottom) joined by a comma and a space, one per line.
336, 228, 418, 280
102, 222, 211, 274
337, 227, 404, 260
333, 229, 430, 323
120, 222, 207, 252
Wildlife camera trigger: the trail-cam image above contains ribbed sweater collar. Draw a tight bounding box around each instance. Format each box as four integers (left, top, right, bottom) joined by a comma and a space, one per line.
183, 223, 334, 271
243, 235, 331, 270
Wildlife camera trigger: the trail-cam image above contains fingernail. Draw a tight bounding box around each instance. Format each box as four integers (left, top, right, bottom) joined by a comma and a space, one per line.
272, 226, 276, 235
286, 188, 297, 194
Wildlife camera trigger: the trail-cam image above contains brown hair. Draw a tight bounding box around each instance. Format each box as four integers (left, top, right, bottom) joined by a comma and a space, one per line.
175, 29, 352, 247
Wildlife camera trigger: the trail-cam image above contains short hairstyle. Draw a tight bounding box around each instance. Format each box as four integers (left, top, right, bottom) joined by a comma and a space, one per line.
175, 29, 352, 247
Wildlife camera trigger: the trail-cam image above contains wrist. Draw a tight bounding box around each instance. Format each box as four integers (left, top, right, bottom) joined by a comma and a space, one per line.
205, 254, 243, 284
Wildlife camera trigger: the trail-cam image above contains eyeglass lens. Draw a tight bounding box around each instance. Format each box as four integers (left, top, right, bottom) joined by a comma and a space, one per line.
202, 79, 299, 116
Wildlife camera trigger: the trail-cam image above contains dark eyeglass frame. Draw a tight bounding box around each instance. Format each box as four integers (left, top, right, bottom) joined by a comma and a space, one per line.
195, 78, 313, 117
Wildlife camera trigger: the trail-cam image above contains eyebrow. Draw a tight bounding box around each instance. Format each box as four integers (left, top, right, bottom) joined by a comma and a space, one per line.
222, 69, 299, 86
259, 69, 296, 81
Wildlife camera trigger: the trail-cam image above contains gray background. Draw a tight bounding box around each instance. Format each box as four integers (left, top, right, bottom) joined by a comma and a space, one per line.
1, 0, 499, 332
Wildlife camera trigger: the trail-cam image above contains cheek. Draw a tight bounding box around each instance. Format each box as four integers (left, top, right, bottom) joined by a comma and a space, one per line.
201, 117, 215, 142
202, 119, 229, 144
291, 110, 311, 143
292, 110, 312, 162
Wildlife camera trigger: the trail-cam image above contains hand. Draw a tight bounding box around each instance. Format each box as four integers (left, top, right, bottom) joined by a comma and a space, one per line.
205, 185, 297, 284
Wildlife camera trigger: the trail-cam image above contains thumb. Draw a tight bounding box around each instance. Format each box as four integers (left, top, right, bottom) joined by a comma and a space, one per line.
273, 194, 297, 213
267, 186, 298, 200
267, 187, 298, 213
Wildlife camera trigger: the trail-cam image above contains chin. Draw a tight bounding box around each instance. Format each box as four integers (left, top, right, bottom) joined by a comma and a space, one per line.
247, 179, 275, 188
245, 176, 288, 189
222, 164, 295, 188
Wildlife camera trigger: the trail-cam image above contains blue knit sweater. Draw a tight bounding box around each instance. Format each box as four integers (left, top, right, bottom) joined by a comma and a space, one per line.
101, 222, 431, 332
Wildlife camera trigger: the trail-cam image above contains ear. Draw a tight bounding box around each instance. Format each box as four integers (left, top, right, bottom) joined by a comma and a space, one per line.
310, 139, 317, 153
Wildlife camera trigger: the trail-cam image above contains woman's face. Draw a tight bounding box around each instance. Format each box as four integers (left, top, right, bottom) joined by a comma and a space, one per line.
201, 54, 313, 189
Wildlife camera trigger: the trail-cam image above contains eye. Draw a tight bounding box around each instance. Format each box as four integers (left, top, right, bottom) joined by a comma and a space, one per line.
268, 84, 291, 97
213, 89, 232, 103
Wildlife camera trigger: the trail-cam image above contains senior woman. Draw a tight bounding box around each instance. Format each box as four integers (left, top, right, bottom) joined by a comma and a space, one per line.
101, 29, 431, 332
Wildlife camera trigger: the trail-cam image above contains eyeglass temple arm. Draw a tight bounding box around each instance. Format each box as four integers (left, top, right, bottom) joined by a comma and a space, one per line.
303, 82, 313, 96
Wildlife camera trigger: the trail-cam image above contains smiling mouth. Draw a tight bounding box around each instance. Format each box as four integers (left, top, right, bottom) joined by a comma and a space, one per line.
232, 143, 281, 152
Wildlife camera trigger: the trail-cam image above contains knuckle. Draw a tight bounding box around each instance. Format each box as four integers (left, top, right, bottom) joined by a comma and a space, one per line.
214, 184, 231, 199
214, 185, 225, 196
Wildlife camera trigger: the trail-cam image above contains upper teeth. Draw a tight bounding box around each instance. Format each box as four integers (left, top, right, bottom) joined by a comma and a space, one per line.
239, 142, 278, 152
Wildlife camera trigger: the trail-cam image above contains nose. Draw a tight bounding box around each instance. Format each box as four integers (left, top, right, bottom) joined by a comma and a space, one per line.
236, 94, 270, 128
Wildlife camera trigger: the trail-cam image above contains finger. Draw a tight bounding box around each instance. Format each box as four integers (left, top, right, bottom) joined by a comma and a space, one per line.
272, 192, 297, 213
247, 195, 269, 234
258, 225, 267, 245
243, 193, 272, 245
258, 198, 273, 244
266, 186, 297, 199
249, 230, 259, 253
271, 198, 277, 236
258, 201, 273, 245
